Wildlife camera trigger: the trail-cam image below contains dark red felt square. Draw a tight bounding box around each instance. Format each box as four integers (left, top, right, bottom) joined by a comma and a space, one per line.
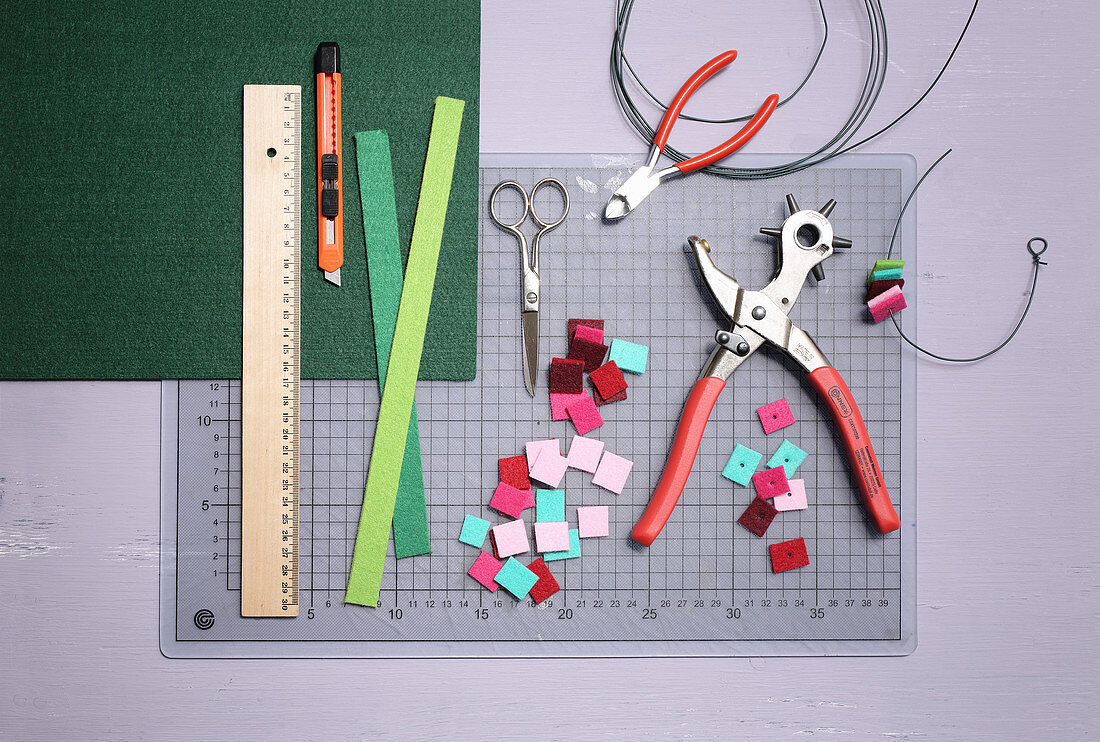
498, 455, 530, 490
737, 497, 779, 537
549, 357, 585, 394
589, 361, 627, 399
769, 537, 810, 573
865, 279, 904, 303
567, 335, 608, 372
593, 385, 628, 407
526, 557, 561, 604
567, 318, 605, 344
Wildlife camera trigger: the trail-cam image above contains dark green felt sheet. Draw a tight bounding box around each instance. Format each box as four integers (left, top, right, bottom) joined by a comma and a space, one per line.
0, 0, 479, 380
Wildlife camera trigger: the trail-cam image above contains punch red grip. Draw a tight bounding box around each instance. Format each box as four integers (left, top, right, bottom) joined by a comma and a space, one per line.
806, 367, 901, 534
653, 50, 739, 150
633, 376, 727, 546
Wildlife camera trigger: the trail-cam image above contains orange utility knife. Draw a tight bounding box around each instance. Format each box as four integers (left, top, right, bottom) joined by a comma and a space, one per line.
315, 42, 343, 286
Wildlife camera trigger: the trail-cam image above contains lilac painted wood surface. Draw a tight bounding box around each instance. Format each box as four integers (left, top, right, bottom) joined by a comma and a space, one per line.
2, 1, 1097, 738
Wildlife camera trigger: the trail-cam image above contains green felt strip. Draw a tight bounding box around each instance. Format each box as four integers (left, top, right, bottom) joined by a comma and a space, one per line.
872, 259, 906, 272
356, 130, 431, 560
346, 98, 464, 606
0, 0, 479, 381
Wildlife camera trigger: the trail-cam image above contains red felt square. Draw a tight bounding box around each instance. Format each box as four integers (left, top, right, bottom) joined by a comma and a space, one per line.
498, 455, 530, 490
865, 279, 905, 303
752, 467, 790, 499
567, 318, 605, 344
549, 357, 585, 394
769, 537, 810, 573
526, 557, 561, 604
589, 361, 627, 399
567, 335, 609, 372
593, 385, 628, 406
737, 497, 779, 537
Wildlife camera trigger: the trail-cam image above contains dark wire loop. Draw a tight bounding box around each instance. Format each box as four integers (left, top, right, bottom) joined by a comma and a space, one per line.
885, 154, 1048, 363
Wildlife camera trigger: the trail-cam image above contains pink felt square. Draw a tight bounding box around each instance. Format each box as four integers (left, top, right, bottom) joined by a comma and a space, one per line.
773, 478, 808, 511
528, 450, 568, 487
757, 398, 796, 434
577, 505, 609, 538
489, 519, 529, 558
592, 451, 633, 494
535, 521, 570, 552
550, 391, 589, 421
565, 394, 604, 435
468, 551, 503, 591
489, 482, 535, 519
573, 323, 605, 345
525, 439, 560, 469
868, 285, 907, 323
752, 466, 790, 499
566, 435, 605, 473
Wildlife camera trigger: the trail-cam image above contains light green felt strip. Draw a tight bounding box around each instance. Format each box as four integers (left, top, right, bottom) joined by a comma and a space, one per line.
346, 98, 465, 606
355, 130, 431, 560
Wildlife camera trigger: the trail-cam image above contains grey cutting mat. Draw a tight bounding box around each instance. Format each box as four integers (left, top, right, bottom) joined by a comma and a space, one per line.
159, 153, 917, 657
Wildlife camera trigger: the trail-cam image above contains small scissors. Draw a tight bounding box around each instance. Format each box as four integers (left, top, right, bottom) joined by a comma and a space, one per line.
490, 177, 570, 396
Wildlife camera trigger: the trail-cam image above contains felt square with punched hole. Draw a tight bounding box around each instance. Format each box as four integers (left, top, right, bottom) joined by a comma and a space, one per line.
549, 357, 585, 394
458, 514, 492, 548
592, 451, 634, 494
494, 557, 540, 600
868, 285, 907, 323
526, 558, 561, 604
542, 528, 581, 561
526, 439, 561, 469
768, 439, 808, 478
528, 449, 568, 488
566, 435, 605, 473
769, 537, 810, 573
608, 338, 649, 374
550, 391, 589, 421
593, 385, 628, 407
867, 268, 904, 284
866, 278, 904, 303
573, 322, 605, 345
872, 259, 905, 273
568, 334, 609, 372
737, 497, 779, 537
568, 318, 605, 345
752, 466, 790, 499
489, 482, 535, 519
535, 521, 571, 553
467, 551, 503, 591
757, 398, 796, 434
535, 489, 566, 522
489, 519, 530, 558
498, 455, 530, 491
577, 505, 610, 538
589, 360, 628, 399
774, 479, 808, 512
566, 394, 604, 435
721, 444, 764, 486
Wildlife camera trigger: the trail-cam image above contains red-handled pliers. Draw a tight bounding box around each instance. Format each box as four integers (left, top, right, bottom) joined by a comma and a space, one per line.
632, 195, 902, 546
604, 50, 778, 220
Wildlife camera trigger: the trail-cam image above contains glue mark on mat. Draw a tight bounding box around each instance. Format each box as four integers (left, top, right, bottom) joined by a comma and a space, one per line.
605, 173, 624, 189
574, 176, 598, 194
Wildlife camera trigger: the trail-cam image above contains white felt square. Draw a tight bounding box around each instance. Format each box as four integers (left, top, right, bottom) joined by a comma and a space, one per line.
528, 450, 568, 488
535, 521, 570, 552
566, 435, 605, 473
773, 478, 808, 511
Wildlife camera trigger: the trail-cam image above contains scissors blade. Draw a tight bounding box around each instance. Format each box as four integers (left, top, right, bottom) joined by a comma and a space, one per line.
521, 311, 539, 396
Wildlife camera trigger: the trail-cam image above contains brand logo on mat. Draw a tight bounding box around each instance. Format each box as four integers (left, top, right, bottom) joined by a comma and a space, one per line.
193, 609, 215, 630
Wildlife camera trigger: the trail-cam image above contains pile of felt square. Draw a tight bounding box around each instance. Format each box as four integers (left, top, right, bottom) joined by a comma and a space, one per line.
866, 259, 907, 323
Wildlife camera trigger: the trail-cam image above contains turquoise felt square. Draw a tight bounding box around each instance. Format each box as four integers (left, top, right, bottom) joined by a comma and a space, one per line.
868, 268, 904, 284
543, 528, 581, 561
535, 489, 566, 522
722, 444, 763, 486
494, 557, 539, 599
768, 439, 808, 477
458, 514, 491, 547
608, 338, 649, 374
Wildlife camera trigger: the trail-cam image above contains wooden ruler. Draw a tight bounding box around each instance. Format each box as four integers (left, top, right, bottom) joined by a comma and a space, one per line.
241, 85, 301, 617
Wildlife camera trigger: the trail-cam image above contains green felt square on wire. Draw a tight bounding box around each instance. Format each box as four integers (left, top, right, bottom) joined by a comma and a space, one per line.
867, 268, 904, 284
768, 439, 808, 478
458, 514, 491, 548
722, 444, 763, 486
494, 557, 540, 600
535, 489, 566, 522
543, 529, 581, 562
608, 338, 649, 374
872, 259, 905, 273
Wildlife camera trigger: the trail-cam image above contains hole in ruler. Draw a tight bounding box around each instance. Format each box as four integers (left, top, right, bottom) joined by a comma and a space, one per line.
267, 148, 277, 158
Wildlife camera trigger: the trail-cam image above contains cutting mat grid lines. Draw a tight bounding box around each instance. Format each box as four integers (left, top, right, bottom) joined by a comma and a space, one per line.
160, 154, 916, 657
